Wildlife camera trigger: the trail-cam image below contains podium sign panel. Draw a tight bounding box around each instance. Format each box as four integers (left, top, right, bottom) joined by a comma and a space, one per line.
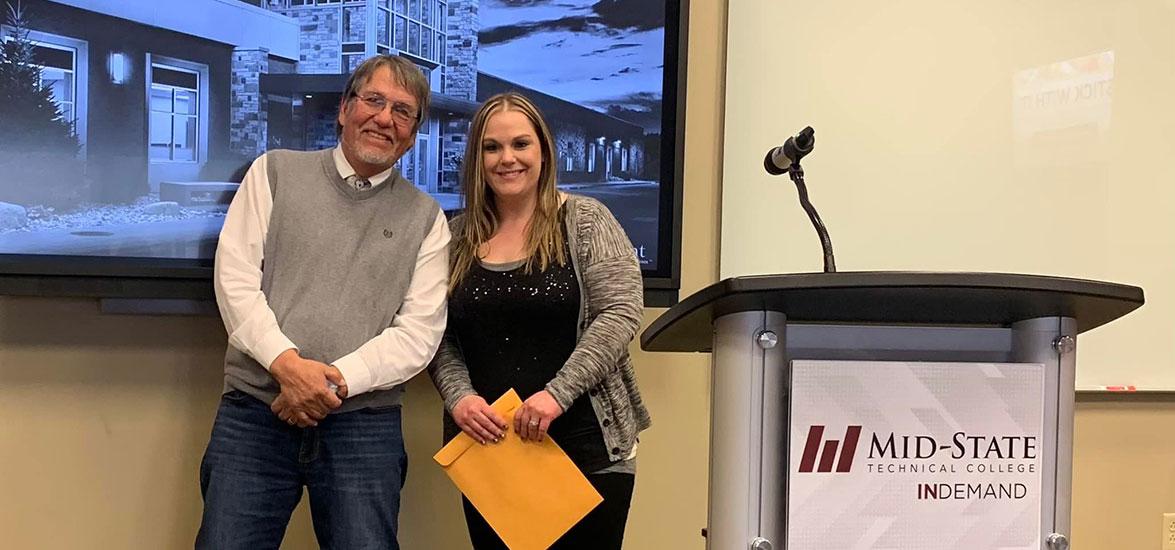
787, 360, 1045, 550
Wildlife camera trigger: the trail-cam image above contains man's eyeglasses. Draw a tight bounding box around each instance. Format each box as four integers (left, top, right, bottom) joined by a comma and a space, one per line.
352, 93, 418, 126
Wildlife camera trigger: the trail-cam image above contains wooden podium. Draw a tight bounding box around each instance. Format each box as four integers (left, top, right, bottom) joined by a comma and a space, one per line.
641, 272, 1143, 550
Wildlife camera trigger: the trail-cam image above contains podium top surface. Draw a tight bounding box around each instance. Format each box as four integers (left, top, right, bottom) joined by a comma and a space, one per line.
641, 272, 1144, 352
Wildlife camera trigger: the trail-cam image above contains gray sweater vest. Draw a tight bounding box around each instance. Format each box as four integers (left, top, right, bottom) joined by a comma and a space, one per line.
223, 148, 440, 412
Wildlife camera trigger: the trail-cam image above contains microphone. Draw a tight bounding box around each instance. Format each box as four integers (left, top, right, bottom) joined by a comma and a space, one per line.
763, 126, 815, 175
762, 125, 836, 272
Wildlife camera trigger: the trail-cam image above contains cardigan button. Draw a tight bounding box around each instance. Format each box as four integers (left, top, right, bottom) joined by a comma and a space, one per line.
589, 388, 599, 396
611, 447, 621, 455
602, 418, 612, 427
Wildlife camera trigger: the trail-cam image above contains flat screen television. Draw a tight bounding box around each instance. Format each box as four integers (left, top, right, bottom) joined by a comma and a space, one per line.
0, 0, 684, 306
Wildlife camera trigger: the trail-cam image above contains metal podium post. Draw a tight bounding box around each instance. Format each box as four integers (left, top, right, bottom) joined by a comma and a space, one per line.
708, 310, 786, 550
1012, 316, 1078, 550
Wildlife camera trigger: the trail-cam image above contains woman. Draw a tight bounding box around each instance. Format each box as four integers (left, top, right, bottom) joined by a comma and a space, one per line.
428, 92, 650, 549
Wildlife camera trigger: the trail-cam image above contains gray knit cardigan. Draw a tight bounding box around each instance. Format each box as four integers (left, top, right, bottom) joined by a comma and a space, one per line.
427, 194, 652, 461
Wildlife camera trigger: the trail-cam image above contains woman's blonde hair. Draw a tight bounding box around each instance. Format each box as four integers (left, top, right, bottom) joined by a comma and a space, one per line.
451, 92, 566, 291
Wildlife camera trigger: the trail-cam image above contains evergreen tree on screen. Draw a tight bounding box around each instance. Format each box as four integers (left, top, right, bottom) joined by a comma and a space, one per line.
0, 1, 80, 154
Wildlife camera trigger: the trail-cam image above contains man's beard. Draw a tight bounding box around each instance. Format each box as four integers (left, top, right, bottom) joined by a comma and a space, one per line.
355, 142, 400, 166
354, 146, 397, 163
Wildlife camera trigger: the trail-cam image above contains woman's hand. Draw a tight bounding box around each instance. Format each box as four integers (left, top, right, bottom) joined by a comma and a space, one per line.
514, 390, 564, 442
452, 395, 507, 445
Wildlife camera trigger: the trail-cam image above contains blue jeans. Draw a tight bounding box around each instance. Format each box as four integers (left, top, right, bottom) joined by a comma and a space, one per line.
196, 390, 407, 550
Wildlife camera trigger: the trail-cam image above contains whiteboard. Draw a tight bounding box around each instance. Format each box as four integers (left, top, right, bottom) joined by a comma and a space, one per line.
720, 0, 1173, 390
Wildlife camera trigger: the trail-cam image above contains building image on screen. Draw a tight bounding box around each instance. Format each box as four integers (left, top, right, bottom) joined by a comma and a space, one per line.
0, 0, 670, 272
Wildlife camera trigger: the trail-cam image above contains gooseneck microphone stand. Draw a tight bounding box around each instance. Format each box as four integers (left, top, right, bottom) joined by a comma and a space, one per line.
788, 164, 836, 273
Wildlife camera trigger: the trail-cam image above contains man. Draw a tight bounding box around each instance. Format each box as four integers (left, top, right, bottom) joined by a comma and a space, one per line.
196, 55, 449, 549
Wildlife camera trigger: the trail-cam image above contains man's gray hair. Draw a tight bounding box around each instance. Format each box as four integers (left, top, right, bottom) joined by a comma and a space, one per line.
336, 55, 431, 136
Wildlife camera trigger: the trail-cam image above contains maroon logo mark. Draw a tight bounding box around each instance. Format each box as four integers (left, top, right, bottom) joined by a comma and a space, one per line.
798, 425, 862, 473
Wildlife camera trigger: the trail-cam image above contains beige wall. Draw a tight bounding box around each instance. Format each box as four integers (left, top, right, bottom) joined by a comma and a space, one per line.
719, 0, 1175, 391
2, 1, 1170, 548
1071, 395, 1175, 549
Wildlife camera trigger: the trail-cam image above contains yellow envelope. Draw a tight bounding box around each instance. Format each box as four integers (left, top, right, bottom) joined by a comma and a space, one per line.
433, 389, 603, 550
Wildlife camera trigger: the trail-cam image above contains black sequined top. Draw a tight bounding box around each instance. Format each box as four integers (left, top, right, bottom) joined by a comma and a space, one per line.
445, 238, 611, 472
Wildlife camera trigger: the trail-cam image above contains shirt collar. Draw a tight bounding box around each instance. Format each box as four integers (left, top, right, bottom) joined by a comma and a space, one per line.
333, 145, 395, 188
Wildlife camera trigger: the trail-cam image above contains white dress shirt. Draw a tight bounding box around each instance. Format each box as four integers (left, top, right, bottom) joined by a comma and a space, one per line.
213, 146, 450, 397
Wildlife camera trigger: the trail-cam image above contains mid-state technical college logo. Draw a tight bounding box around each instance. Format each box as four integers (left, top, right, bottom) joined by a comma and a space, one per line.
796, 424, 1039, 501
797, 425, 862, 473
